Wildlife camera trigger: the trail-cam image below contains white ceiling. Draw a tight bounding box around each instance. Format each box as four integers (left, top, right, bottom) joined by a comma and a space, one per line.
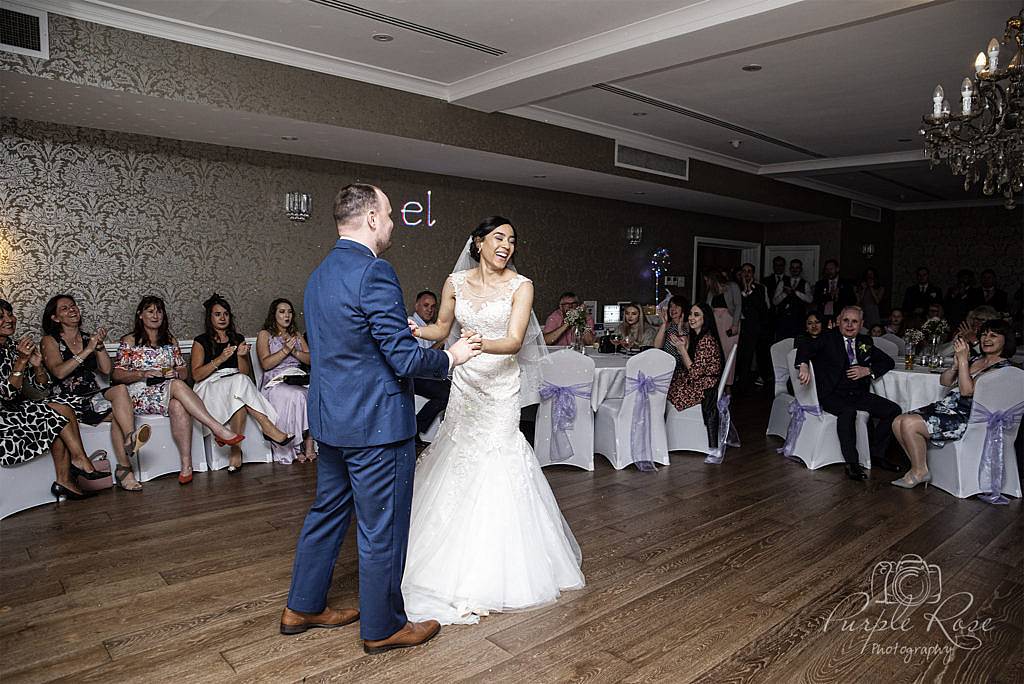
7, 0, 1022, 209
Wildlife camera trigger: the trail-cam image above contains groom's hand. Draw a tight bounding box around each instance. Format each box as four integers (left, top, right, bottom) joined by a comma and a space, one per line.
448, 334, 483, 367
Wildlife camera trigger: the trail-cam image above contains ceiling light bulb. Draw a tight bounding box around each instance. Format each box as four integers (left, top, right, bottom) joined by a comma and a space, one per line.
932, 85, 945, 117
975, 51, 988, 73
987, 38, 1000, 71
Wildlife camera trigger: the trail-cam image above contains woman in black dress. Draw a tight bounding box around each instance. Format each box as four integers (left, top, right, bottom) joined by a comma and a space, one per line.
41, 294, 149, 491
0, 299, 105, 501
890, 319, 1016, 489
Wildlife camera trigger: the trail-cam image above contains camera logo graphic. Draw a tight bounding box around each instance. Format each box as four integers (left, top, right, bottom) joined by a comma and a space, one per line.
871, 554, 942, 606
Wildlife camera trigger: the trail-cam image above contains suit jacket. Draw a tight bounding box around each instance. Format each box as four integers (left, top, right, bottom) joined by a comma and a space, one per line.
813, 277, 857, 316
795, 328, 894, 400
967, 286, 1009, 312
761, 273, 787, 312
902, 283, 944, 316
304, 239, 450, 447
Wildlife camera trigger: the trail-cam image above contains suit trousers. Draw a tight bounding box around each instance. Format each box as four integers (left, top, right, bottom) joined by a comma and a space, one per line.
413, 377, 451, 435
819, 389, 901, 466
286, 438, 415, 640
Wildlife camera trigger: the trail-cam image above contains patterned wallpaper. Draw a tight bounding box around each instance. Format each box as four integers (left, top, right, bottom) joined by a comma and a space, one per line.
1, 118, 759, 340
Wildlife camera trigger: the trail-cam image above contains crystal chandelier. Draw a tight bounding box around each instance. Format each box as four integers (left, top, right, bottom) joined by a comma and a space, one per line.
921, 7, 1023, 209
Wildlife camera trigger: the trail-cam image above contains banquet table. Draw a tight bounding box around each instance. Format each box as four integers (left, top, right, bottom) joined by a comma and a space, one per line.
871, 363, 950, 413
546, 347, 629, 411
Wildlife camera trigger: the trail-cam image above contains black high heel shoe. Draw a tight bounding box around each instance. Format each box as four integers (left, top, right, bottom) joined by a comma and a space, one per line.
51, 482, 92, 502
69, 463, 107, 481
266, 433, 295, 447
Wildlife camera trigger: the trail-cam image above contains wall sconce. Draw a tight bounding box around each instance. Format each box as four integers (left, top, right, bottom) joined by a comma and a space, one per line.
860, 242, 875, 260
626, 225, 643, 245
285, 192, 311, 222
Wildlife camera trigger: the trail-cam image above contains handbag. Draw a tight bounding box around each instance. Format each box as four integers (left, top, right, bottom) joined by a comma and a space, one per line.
283, 374, 310, 386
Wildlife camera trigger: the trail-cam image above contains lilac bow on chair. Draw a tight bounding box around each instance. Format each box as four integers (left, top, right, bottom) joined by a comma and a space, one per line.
538, 381, 593, 462
970, 400, 1024, 505
625, 370, 673, 472
705, 395, 740, 464
777, 400, 824, 462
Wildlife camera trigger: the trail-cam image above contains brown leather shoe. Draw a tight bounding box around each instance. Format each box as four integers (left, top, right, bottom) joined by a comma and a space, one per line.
363, 620, 441, 654
280, 606, 359, 635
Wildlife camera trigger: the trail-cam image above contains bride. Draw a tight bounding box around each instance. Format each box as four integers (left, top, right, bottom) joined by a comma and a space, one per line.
403, 216, 585, 625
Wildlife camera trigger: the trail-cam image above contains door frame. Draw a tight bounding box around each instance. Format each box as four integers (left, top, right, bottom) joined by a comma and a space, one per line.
691, 236, 762, 303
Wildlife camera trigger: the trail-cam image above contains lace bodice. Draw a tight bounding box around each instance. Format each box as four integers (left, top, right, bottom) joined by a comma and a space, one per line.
449, 270, 530, 339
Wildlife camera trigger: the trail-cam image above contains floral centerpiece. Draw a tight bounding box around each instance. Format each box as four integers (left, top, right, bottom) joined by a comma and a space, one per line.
920, 317, 950, 341
563, 305, 589, 352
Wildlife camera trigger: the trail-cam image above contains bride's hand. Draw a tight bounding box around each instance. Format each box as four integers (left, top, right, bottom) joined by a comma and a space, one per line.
460, 328, 477, 339
408, 318, 420, 338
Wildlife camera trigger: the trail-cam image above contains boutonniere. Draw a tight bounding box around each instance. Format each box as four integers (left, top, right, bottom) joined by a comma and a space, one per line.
858, 342, 871, 354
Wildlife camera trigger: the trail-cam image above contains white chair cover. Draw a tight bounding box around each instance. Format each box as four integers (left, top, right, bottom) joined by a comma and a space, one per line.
927, 366, 1024, 500
872, 336, 899, 360
780, 349, 871, 470
882, 333, 905, 350
205, 343, 273, 469
535, 349, 596, 470
665, 347, 738, 459
594, 348, 675, 470
767, 338, 796, 438
0, 453, 61, 519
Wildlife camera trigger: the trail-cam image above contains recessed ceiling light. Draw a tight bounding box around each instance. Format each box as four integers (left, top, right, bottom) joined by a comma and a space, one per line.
897, 137, 913, 142
281, 135, 299, 141
741, 64, 762, 72
372, 33, 394, 42
634, 191, 646, 195
532, 174, 546, 179
632, 112, 647, 117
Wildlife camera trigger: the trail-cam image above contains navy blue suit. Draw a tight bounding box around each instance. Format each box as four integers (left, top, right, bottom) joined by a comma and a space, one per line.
287, 239, 450, 640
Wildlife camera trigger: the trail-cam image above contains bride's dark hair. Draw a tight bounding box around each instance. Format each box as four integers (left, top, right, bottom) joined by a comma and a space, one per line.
469, 216, 516, 262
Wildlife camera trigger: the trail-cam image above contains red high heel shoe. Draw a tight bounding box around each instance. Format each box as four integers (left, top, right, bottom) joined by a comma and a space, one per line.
215, 433, 245, 447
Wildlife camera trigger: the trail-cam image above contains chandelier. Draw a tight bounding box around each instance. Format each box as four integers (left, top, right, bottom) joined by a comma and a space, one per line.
921, 7, 1023, 209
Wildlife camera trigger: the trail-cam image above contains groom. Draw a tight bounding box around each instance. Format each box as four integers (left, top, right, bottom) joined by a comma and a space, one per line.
281, 184, 481, 653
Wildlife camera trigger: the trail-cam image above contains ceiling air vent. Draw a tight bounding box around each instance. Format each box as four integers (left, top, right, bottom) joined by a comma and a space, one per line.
615, 144, 689, 181
850, 200, 882, 223
0, 4, 47, 59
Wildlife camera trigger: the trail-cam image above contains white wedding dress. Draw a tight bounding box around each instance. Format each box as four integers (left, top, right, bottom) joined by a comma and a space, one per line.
402, 270, 585, 625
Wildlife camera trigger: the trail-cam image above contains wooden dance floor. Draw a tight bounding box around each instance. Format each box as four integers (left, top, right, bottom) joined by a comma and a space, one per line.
1, 395, 1020, 683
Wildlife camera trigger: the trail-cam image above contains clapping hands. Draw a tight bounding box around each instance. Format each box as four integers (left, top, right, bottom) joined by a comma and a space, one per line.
952, 335, 970, 364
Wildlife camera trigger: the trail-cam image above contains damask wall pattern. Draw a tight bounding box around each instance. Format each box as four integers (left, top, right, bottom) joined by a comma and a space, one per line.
1, 117, 760, 340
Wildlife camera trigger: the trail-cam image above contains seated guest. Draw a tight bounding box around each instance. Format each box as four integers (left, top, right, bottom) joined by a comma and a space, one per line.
856, 268, 885, 327
704, 268, 741, 386
773, 258, 813, 339
615, 303, 656, 349
736, 262, 772, 392
813, 259, 857, 324
1, 299, 106, 501
40, 294, 148, 491
257, 298, 316, 463
902, 266, 943, 320
113, 296, 241, 485
407, 290, 450, 443
666, 302, 723, 412
543, 291, 595, 346
941, 305, 1000, 357
796, 305, 902, 480
944, 269, 975, 328
869, 324, 886, 337
654, 295, 689, 369
796, 311, 824, 344
885, 308, 906, 336
968, 269, 1009, 312
890, 319, 1016, 488
191, 294, 292, 472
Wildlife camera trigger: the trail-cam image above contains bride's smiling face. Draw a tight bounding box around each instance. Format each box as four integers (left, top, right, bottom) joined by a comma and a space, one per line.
475, 225, 516, 269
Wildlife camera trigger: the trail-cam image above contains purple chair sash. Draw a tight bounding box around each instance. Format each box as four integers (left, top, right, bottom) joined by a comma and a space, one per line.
625, 370, 673, 472
777, 400, 824, 462
538, 380, 593, 462
969, 400, 1024, 505
705, 395, 740, 464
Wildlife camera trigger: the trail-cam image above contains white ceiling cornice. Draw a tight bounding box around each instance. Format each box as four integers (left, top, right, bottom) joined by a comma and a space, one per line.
759, 150, 927, 177
9, 0, 450, 98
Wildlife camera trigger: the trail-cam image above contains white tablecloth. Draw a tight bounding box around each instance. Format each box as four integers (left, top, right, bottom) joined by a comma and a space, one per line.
547, 347, 629, 411
872, 366, 950, 413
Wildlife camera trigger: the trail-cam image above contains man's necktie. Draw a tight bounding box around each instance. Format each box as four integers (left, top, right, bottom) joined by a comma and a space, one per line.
846, 337, 857, 365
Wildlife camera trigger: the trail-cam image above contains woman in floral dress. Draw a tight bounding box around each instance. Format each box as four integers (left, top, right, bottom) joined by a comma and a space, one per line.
890, 319, 1016, 489
112, 296, 242, 484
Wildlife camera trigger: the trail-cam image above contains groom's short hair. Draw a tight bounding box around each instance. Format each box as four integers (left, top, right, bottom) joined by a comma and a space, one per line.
334, 184, 380, 227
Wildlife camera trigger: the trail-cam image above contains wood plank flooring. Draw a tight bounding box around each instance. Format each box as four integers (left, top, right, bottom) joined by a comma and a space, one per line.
1, 394, 1020, 683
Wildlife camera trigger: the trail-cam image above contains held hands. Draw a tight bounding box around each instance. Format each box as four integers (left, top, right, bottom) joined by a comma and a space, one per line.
846, 366, 871, 380
449, 333, 483, 366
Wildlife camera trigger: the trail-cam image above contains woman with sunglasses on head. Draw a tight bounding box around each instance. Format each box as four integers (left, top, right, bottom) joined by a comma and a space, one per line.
40, 293, 149, 491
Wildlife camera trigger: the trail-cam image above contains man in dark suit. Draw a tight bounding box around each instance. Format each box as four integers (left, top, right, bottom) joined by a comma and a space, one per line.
772, 258, 814, 340
902, 266, 943, 320
762, 256, 787, 306
796, 305, 902, 480
813, 259, 857, 324
967, 269, 1009, 312
281, 184, 481, 653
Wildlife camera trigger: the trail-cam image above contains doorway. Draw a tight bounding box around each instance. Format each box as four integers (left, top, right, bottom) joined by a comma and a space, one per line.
691, 237, 761, 304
